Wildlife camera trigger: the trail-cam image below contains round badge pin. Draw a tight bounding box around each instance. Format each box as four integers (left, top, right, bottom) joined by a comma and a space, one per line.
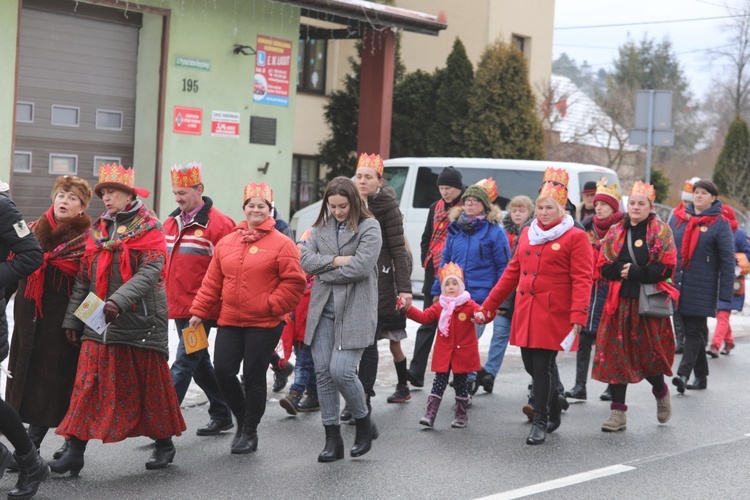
116, 226, 127, 234
700, 226, 708, 232
551, 243, 561, 251
194, 229, 203, 237
634, 239, 644, 248
458, 312, 467, 321
249, 246, 258, 254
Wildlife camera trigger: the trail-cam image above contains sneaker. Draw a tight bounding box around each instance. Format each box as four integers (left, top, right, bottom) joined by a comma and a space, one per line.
386, 384, 411, 403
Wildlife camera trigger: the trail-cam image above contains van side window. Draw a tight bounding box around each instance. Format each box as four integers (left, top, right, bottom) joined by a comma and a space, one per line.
579, 172, 617, 195
383, 166, 409, 201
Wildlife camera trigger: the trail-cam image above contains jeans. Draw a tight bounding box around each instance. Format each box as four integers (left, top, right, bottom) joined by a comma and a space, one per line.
677, 315, 709, 379
289, 343, 317, 394
477, 315, 511, 377
171, 319, 232, 422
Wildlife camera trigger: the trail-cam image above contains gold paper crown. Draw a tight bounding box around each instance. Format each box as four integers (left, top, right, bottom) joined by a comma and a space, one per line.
539, 182, 568, 208
542, 167, 569, 188
439, 262, 464, 283
99, 163, 134, 187
475, 178, 499, 203
356, 153, 384, 176
170, 162, 202, 188
629, 181, 656, 204
683, 178, 698, 194
595, 177, 621, 201
243, 182, 274, 205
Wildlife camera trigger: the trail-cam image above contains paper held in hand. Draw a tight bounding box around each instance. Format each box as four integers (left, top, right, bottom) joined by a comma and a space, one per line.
73, 292, 108, 335
182, 323, 209, 354
560, 329, 577, 353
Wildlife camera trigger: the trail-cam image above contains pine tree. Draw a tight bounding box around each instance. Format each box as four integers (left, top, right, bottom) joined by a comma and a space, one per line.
640, 168, 671, 203
463, 39, 544, 159
714, 115, 750, 207
391, 70, 440, 157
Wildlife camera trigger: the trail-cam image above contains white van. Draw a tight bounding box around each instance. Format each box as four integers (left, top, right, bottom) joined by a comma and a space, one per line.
291, 157, 620, 294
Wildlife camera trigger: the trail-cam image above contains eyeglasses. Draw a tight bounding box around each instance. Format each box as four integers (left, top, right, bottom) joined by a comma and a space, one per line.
463, 198, 481, 206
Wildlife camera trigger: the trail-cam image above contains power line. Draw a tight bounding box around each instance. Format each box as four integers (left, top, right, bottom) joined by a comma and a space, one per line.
555, 14, 739, 30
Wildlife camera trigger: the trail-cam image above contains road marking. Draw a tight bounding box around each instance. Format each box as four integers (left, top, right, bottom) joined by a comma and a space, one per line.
477, 464, 636, 499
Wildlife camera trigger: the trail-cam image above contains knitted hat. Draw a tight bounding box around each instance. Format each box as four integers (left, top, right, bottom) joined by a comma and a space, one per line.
437, 166, 463, 190
462, 185, 491, 211
51, 175, 93, 208
94, 164, 150, 199
681, 177, 700, 202
581, 181, 597, 195
592, 177, 621, 212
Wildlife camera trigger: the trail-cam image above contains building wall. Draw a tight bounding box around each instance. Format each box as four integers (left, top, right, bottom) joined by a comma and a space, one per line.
0, 0, 20, 186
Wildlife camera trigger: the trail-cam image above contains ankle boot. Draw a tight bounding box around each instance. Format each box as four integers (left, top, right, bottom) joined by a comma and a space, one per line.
526, 412, 548, 445
48, 436, 86, 477
419, 394, 442, 428
231, 421, 244, 448
0, 443, 13, 480
52, 439, 70, 460
450, 396, 469, 428
601, 405, 627, 432
318, 425, 344, 463
564, 383, 587, 400
547, 394, 562, 433
231, 432, 258, 454
351, 414, 378, 457
146, 439, 175, 470
8, 449, 49, 499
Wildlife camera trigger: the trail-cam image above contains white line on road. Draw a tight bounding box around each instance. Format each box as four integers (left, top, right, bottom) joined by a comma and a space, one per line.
476, 464, 636, 500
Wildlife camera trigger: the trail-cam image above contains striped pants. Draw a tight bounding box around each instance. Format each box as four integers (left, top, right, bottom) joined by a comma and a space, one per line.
311, 308, 368, 425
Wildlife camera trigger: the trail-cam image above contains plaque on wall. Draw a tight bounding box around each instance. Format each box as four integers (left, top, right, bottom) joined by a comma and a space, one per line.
249, 116, 276, 145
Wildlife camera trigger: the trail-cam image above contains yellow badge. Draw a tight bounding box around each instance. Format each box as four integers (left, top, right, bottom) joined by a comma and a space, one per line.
700, 226, 708, 233
634, 239, 644, 248
116, 226, 127, 234
249, 246, 258, 254
439, 222, 444, 230
194, 229, 203, 237
551, 243, 561, 251
458, 313, 467, 321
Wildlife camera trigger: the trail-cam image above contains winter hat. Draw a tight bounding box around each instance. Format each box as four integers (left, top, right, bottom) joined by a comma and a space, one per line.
462, 185, 491, 211
592, 177, 621, 212
51, 175, 93, 208
94, 164, 150, 199
722, 205, 739, 232
681, 177, 701, 202
581, 181, 597, 195
437, 166, 463, 190
439, 262, 466, 294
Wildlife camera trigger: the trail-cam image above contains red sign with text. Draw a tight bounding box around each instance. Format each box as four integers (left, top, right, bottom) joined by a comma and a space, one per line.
173, 106, 203, 135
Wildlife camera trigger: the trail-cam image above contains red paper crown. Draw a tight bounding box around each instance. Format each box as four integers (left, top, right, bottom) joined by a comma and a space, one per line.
475, 178, 499, 203
171, 162, 202, 188
539, 182, 568, 208
356, 153, 384, 176
439, 262, 464, 283
683, 178, 700, 194
542, 167, 569, 187
243, 182, 273, 205
95, 163, 150, 198
630, 181, 656, 204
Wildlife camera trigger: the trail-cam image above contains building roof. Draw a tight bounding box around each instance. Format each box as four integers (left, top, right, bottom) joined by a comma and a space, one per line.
547, 75, 639, 152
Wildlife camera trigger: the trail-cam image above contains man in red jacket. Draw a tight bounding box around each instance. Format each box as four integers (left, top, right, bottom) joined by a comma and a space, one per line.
164, 163, 235, 436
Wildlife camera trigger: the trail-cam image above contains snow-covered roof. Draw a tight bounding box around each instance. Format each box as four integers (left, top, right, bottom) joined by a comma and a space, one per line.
546, 75, 639, 152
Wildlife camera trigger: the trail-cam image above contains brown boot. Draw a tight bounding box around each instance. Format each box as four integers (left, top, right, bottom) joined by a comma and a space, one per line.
601, 405, 627, 432
279, 390, 302, 416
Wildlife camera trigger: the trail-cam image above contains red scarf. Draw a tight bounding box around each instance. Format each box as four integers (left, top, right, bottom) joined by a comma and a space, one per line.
671, 204, 689, 228
593, 211, 623, 240
425, 199, 458, 270
681, 213, 719, 270
238, 217, 274, 243
24, 207, 89, 317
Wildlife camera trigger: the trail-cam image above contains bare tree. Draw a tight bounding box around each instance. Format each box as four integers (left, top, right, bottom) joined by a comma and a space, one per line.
710, 0, 750, 118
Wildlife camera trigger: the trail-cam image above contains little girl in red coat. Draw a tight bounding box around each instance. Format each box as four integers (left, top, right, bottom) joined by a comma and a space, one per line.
403, 263, 483, 428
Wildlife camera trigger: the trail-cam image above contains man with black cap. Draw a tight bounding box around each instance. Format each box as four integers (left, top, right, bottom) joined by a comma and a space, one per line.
407, 166, 464, 387
576, 181, 597, 221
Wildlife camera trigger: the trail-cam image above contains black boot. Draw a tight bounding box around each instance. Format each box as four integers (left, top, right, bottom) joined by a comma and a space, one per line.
26, 425, 48, 450
318, 425, 344, 463
350, 414, 378, 457
565, 383, 587, 400
686, 377, 707, 390
231, 420, 244, 448
52, 439, 69, 460
600, 386, 613, 401
146, 439, 175, 470
526, 412, 548, 445
231, 432, 258, 454
48, 436, 86, 477
547, 395, 562, 433
672, 375, 688, 394
8, 449, 49, 499
0, 443, 13, 480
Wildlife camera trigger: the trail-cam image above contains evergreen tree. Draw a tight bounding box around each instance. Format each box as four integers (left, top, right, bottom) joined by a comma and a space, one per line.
640, 168, 671, 203
463, 39, 544, 159
714, 115, 750, 207
391, 70, 440, 157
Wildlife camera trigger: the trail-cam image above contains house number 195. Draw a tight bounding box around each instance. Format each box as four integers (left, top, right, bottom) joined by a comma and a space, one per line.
182, 79, 199, 92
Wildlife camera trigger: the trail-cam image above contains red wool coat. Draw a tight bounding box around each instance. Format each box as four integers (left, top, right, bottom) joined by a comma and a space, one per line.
483, 225, 593, 351
406, 300, 481, 373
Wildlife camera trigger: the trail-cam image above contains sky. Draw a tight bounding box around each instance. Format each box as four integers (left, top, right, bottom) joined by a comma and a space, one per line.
553, 0, 741, 100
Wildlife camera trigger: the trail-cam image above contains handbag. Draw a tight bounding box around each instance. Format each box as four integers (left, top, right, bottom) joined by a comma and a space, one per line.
626, 229, 673, 318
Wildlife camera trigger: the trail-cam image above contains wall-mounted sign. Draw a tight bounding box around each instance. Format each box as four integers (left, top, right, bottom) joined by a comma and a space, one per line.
253, 35, 292, 107
211, 110, 240, 138
175, 55, 211, 71
173, 106, 202, 135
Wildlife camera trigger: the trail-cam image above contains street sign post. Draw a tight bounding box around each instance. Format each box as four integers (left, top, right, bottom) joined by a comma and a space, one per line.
629, 90, 674, 184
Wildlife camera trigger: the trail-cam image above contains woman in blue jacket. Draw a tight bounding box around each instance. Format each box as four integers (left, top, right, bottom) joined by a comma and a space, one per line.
672, 180, 735, 393
433, 182, 511, 394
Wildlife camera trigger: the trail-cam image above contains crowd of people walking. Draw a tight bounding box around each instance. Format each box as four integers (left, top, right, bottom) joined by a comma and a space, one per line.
0, 153, 747, 497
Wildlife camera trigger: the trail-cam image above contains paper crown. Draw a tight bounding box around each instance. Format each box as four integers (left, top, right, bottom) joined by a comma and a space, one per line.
595, 177, 621, 201
629, 181, 656, 204
542, 167, 569, 188
475, 178, 499, 203
439, 262, 464, 283
243, 182, 274, 205
539, 182, 568, 208
681, 177, 701, 201
94, 163, 150, 198
356, 153, 384, 176
170, 162, 202, 188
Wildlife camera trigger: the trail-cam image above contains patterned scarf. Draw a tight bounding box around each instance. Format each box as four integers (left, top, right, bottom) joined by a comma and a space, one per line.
456, 211, 486, 235
681, 213, 719, 270
425, 199, 458, 269
84, 204, 166, 299
598, 215, 679, 314
438, 291, 471, 337
24, 206, 90, 317
527, 215, 574, 246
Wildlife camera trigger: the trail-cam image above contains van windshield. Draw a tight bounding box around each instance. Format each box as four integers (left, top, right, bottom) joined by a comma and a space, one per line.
384, 166, 409, 201
413, 166, 544, 209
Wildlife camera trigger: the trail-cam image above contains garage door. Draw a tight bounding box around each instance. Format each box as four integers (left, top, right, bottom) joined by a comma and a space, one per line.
12, 0, 141, 220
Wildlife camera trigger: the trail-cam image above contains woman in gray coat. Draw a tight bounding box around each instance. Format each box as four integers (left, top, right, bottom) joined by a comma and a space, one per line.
300, 177, 382, 463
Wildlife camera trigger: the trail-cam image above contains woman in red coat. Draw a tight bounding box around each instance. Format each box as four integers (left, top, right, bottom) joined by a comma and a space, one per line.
477, 169, 593, 445
404, 263, 481, 429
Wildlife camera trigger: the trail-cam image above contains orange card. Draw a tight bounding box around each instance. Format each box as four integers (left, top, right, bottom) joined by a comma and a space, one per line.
182, 323, 208, 354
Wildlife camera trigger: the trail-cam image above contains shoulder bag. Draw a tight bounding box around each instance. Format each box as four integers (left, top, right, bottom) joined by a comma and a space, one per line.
627, 229, 673, 318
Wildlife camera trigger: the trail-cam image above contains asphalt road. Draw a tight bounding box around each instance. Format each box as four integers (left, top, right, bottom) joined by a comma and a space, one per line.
3, 333, 749, 500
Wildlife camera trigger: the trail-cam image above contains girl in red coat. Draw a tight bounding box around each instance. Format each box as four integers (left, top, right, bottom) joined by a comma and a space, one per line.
404, 263, 481, 429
